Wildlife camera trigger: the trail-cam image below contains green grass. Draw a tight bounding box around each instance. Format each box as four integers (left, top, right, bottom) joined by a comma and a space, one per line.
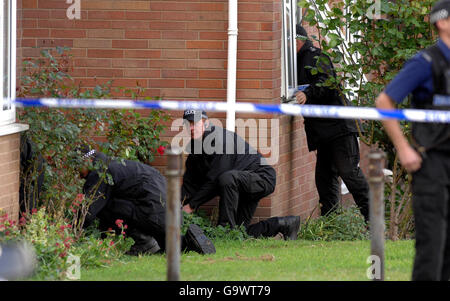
79, 239, 415, 281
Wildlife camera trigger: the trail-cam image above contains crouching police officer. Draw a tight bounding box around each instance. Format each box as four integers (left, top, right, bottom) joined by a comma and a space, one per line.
76, 147, 216, 256
376, 0, 450, 281
181, 109, 301, 240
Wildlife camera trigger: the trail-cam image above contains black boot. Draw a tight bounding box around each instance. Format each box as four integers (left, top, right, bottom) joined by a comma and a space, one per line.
126, 229, 161, 256
184, 224, 216, 255
278, 216, 300, 240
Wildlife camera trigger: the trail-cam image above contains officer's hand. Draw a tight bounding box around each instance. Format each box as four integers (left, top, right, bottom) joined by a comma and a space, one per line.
296, 92, 307, 105
182, 204, 193, 214
398, 145, 422, 173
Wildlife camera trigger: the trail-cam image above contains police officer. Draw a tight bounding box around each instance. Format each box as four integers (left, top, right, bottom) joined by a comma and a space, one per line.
295, 25, 370, 221
376, 0, 450, 281
78, 147, 216, 255
181, 109, 301, 240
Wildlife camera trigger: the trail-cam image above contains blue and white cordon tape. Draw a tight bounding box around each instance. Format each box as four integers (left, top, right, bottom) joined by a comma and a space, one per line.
10, 97, 450, 124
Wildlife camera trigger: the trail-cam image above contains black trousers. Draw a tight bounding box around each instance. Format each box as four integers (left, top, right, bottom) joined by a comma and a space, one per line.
216, 170, 280, 237
411, 150, 450, 281
315, 134, 369, 221
97, 195, 167, 250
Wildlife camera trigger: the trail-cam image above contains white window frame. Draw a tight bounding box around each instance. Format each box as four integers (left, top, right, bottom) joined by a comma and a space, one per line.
1, 0, 17, 126
307, 0, 366, 102
281, 0, 300, 102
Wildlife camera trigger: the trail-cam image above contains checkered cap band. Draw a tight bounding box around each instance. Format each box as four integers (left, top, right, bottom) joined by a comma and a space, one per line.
82, 149, 96, 159
431, 8, 449, 24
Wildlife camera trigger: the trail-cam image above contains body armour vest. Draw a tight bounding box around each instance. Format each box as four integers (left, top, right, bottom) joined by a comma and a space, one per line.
411, 44, 450, 152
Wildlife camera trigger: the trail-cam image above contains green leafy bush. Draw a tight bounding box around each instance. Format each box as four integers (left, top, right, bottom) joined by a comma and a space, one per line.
182, 211, 250, 242
9, 47, 168, 278
298, 206, 369, 241
299, 0, 434, 239
0, 208, 133, 280
17, 47, 169, 217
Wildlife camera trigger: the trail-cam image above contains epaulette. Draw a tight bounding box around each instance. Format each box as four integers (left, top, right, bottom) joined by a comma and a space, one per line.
421, 51, 433, 63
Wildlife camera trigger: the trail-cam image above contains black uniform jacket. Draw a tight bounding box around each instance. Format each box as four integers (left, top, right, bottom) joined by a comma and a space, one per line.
297, 40, 360, 151
181, 125, 276, 210
82, 152, 167, 228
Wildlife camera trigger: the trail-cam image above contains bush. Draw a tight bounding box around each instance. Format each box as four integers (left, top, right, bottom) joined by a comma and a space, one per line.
298, 206, 369, 241
9, 47, 168, 279
299, 0, 435, 239
0, 208, 134, 280
182, 211, 250, 242
17, 47, 169, 218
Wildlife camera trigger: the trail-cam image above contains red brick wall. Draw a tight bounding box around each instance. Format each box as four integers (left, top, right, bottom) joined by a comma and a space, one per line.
0, 134, 21, 220
17, 0, 319, 222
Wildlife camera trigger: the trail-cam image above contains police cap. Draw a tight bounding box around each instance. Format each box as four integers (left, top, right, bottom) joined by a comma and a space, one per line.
430, 0, 450, 24
182, 109, 208, 122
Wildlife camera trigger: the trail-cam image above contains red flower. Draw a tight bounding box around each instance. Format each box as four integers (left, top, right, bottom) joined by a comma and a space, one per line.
19, 217, 27, 226
109, 241, 114, 246
157, 145, 165, 155
115, 219, 124, 228
31, 208, 37, 215
75, 194, 84, 203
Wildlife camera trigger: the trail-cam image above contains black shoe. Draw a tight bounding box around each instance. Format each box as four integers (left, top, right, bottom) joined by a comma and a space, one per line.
185, 224, 216, 255
126, 232, 161, 256
278, 216, 300, 240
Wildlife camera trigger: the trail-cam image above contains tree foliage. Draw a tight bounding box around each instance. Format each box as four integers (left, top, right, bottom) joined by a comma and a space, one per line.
299, 0, 437, 239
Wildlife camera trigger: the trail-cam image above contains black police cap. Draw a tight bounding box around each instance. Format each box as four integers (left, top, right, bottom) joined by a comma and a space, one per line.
182, 109, 208, 122
431, 0, 450, 24
296, 24, 308, 40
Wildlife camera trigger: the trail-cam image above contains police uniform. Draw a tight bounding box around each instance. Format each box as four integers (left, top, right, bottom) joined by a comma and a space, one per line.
181, 110, 301, 240
383, 0, 450, 280
81, 150, 216, 255
296, 27, 370, 221
82, 151, 168, 250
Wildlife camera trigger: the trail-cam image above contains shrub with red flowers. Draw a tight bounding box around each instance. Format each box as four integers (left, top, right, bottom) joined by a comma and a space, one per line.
17, 46, 169, 219
1, 208, 73, 279
7, 47, 168, 278
1, 206, 134, 280
72, 218, 134, 269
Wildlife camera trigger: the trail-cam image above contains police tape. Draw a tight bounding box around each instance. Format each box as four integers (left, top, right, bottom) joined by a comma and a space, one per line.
10, 98, 450, 123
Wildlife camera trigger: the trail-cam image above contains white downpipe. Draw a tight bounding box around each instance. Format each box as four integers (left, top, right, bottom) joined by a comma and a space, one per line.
226, 0, 238, 132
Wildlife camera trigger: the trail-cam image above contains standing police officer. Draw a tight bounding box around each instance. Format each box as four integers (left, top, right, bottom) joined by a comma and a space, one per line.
376, 0, 450, 281
295, 25, 370, 222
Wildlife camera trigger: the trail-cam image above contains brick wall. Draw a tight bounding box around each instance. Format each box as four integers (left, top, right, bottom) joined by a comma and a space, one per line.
17, 0, 320, 222
0, 134, 21, 220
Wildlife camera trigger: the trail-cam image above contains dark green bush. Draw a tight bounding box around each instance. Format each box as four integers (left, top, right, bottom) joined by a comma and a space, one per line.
298, 206, 369, 241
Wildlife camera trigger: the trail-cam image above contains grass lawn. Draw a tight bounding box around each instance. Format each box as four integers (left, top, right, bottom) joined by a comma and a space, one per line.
79, 239, 415, 281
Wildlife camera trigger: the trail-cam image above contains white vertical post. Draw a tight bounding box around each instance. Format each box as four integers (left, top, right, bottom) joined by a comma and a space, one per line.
226, 0, 238, 132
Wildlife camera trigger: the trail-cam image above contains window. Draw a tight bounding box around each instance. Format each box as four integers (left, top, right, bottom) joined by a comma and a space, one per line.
0, 0, 16, 126
281, 0, 302, 102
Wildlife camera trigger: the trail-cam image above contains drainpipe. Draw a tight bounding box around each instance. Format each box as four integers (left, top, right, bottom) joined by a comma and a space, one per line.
226, 0, 238, 132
